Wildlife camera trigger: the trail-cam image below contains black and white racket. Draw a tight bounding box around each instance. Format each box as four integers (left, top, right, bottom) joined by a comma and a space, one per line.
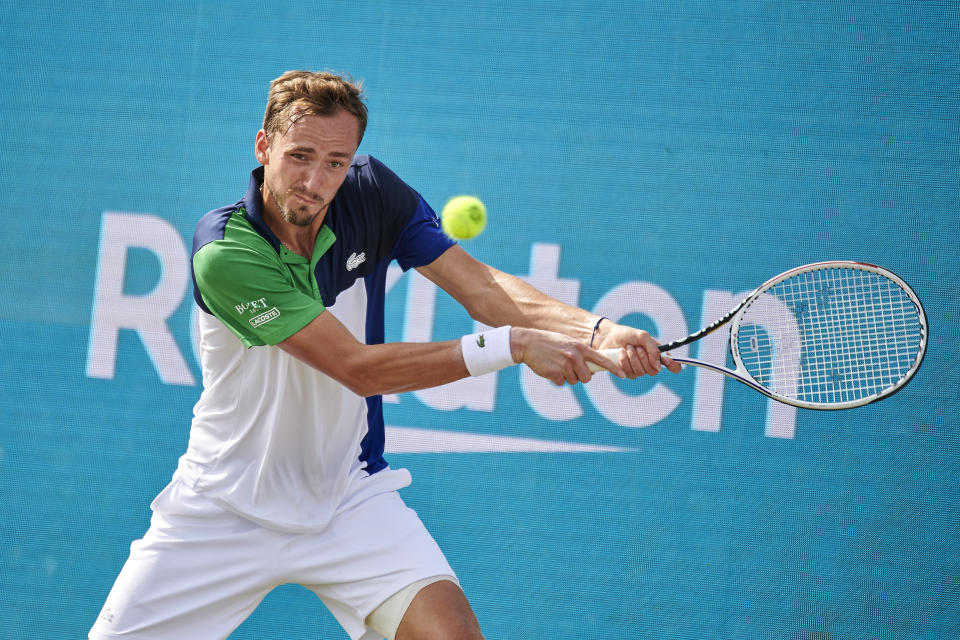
593, 261, 927, 410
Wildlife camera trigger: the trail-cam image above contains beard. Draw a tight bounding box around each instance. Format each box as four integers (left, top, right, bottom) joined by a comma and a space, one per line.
263, 176, 326, 228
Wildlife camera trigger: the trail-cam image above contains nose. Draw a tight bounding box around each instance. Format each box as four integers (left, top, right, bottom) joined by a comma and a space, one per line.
302, 169, 329, 198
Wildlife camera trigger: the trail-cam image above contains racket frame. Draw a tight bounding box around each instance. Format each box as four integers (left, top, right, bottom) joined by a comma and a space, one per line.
656, 260, 928, 410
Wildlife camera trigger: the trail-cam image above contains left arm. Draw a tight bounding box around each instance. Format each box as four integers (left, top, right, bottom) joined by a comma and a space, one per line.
416, 245, 679, 379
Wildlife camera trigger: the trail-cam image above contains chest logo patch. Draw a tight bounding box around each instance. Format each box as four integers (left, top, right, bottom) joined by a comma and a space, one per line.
346, 251, 366, 271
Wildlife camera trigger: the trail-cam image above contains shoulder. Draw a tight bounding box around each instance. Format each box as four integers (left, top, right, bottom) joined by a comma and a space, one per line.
345, 154, 395, 182
193, 207, 277, 278
340, 155, 418, 204
195, 206, 270, 251
328, 155, 422, 251
193, 204, 239, 254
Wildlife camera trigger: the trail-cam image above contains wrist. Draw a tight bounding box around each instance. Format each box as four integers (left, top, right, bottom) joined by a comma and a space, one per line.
589, 316, 609, 348
461, 325, 516, 376
509, 326, 531, 364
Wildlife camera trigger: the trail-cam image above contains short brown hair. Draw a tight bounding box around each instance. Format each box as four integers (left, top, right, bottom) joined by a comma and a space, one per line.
262, 70, 368, 143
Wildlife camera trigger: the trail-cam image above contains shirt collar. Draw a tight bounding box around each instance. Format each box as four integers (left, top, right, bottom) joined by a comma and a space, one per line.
242, 166, 283, 254
242, 166, 337, 263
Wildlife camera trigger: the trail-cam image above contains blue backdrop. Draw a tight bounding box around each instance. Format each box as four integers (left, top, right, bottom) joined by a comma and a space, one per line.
2, 2, 958, 638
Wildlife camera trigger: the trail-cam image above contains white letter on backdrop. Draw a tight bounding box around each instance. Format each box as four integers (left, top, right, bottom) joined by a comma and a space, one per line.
519, 243, 584, 421
690, 289, 739, 433
406, 270, 496, 411
86, 212, 195, 386
584, 281, 686, 427
691, 289, 797, 438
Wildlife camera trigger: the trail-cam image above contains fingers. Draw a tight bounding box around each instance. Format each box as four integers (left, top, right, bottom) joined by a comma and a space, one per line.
520, 327, 680, 386
622, 344, 660, 377
621, 343, 682, 377
584, 349, 626, 378
544, 359, 591, 386
558, 347, 622, 385
661, 352, 682, 374
519, 329, 626, 385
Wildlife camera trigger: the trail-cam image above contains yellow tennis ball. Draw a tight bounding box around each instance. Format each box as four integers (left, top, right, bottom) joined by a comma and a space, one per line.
441, 195, 487, 240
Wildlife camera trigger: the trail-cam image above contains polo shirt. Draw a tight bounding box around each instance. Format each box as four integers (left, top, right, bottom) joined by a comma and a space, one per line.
178, 155, 454, 532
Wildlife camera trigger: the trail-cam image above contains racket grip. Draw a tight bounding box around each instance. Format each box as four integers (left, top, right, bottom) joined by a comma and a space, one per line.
588, 348, 622, 373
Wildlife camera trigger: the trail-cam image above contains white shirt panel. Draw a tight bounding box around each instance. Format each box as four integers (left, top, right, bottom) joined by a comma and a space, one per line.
179, 280, 410, 532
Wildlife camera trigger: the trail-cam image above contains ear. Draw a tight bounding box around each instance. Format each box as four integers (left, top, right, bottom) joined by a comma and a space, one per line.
255, 130, 270, 165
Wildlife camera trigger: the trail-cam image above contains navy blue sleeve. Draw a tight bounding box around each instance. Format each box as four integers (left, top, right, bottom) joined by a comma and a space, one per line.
360, 154, 454, 270
392, 195, 456, 270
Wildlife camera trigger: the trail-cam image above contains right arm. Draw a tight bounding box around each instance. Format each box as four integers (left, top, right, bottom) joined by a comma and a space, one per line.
277, 309, 470, 397
277, 305, 623, 397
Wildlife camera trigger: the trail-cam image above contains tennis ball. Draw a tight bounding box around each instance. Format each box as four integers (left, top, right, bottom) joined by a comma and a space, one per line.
441, 195, 487, 240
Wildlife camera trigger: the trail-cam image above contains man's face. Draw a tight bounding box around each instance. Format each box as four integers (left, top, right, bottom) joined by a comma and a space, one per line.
255, 109, 360, 228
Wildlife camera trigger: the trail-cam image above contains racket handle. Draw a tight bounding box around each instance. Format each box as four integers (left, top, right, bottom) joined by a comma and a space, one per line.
588, 348, 622, 373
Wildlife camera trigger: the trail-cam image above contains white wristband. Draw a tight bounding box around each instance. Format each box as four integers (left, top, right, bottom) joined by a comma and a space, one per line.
460, 326, 515, 377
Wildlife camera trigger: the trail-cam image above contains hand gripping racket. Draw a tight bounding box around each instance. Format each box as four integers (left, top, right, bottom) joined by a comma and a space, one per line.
593, 261, 928, 410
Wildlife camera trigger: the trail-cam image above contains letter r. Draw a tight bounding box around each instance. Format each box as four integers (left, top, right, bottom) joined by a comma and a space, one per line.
86, 212, 195, 385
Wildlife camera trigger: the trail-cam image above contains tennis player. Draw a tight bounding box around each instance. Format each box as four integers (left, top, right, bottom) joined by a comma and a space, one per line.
89, 70, 679, 640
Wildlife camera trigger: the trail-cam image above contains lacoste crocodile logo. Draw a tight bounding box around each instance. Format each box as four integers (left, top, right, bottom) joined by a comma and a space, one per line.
476, 334, 485, 348
346, 252, 366, 271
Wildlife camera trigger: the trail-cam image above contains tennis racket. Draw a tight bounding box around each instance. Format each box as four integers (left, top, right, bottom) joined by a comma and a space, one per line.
591, 261, 927, 410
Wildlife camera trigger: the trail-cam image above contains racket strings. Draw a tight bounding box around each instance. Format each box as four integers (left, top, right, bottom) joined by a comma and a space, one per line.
735, 266, 924, 404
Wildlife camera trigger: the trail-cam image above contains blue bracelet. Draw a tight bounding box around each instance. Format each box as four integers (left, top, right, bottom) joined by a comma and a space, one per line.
589, 316, 608, 348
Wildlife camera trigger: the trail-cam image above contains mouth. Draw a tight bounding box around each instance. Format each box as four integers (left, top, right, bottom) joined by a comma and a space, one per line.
291, 189, 322, 205
294, 195, 319, 206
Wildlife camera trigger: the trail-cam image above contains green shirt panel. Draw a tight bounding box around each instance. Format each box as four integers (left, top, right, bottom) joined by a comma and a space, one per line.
193, 210, 335, 347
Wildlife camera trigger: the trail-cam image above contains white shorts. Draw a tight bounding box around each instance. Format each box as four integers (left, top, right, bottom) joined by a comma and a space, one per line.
89, 478, 457, 640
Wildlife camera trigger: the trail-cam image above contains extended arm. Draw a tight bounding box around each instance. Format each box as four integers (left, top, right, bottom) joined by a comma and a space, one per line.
278, 245, 676, 396
277, 309, 469, 397
416, 245, 680, 379
277, 286, 624, 394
